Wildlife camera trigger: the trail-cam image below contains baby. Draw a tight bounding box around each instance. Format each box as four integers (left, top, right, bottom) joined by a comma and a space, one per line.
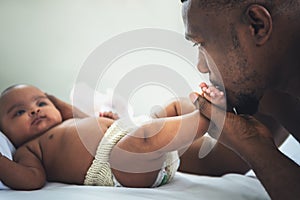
0, 83, 223, 190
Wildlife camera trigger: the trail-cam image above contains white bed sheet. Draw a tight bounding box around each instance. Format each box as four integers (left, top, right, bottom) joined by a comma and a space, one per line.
1, 172, 270, 200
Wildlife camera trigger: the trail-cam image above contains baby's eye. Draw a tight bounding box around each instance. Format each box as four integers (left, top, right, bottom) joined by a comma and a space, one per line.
38, 102, 47, 107
15, 110, 25, 117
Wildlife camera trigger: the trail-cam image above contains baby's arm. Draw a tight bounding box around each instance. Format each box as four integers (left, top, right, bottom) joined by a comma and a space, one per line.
0, 145, 46, 190
47, 94, 89, 120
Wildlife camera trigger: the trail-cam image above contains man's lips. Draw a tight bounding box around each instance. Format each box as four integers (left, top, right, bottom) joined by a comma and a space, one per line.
208, 80, 235, 112
209, 80, 225, 93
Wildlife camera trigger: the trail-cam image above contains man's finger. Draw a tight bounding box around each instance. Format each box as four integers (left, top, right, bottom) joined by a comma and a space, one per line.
197, 96, 228, 138
197, 96, 259, 150
197, 95, 227, 125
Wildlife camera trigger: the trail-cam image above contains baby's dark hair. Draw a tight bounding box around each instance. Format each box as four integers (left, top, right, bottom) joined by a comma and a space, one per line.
0, 83, 24, 96
1, 84, 29, 97
1, 84, 19, 95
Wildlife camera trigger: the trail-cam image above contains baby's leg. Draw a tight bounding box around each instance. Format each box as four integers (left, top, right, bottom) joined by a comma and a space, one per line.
109, 111, 207, 187
100, 111, 120, 120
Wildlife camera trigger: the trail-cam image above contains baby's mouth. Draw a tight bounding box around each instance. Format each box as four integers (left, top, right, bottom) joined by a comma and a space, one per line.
31, 116, 46, 125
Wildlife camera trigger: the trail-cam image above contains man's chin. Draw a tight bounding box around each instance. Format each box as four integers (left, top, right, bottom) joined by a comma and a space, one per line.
227, 96, 259, 115
236, 104, 258, 115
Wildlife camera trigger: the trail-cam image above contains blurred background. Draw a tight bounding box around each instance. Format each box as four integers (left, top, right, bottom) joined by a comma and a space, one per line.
0, 0, 206, 115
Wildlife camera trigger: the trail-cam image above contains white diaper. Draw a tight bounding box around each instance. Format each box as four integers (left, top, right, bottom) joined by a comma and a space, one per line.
84, 116, 179, 187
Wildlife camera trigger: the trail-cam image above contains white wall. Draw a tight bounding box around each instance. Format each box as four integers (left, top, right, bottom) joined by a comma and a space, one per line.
0, 0, 207, 115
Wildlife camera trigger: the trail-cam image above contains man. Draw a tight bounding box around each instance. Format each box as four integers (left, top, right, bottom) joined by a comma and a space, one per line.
179, 0, 300, 199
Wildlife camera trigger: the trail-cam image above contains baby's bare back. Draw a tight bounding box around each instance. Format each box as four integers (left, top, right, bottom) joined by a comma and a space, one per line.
20, 117, 114, 184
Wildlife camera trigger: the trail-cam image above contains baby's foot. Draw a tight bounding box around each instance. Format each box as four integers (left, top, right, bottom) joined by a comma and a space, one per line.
99, 111, 120, 120
199, 82, 226, 108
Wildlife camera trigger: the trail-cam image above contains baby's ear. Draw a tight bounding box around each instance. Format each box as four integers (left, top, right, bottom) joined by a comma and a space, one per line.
244, 4, 273, 46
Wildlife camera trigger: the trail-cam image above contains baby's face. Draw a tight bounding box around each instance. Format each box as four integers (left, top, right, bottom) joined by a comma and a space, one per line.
0, 85, 62, 147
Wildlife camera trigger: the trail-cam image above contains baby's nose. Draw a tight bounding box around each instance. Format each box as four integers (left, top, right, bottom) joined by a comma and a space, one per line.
30, 108, 40, 116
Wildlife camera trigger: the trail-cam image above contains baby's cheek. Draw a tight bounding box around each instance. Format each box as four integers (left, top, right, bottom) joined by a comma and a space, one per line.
55, 110, 63, 122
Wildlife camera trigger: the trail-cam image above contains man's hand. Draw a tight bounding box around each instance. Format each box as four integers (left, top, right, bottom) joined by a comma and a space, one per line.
195, 95, 275, 156
46, 94, 88, 120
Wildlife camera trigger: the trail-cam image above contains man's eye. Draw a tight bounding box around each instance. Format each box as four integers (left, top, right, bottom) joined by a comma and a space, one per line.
38, 102, 47, 107
193, 42, 205, 48
15, 110, 25, 116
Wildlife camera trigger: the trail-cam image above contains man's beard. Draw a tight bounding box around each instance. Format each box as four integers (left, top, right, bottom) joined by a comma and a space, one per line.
229, 93, 260, 115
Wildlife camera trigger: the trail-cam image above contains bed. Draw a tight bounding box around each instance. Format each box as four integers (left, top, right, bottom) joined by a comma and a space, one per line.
1, 171, 270, 200
1, 85, 300, 200
1, 127, 271, 200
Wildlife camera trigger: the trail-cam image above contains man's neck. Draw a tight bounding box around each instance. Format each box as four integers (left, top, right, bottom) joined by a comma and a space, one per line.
281, 73, 300, 98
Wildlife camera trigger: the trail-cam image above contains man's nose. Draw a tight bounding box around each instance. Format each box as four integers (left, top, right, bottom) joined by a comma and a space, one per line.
197, 51, 209, 73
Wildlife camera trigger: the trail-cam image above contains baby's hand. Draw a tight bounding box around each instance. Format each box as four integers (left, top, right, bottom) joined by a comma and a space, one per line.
199, 82, 226, 108
99, 111, 120, 120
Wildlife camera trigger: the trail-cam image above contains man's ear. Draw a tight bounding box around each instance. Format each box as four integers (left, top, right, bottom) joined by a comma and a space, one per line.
245, 4, 273, 46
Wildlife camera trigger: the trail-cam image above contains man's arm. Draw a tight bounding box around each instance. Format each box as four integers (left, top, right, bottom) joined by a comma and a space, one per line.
178, 136, 250, 175
0, 146, 46, 190
197, 95, 300, 200
245, 138, 300, 200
